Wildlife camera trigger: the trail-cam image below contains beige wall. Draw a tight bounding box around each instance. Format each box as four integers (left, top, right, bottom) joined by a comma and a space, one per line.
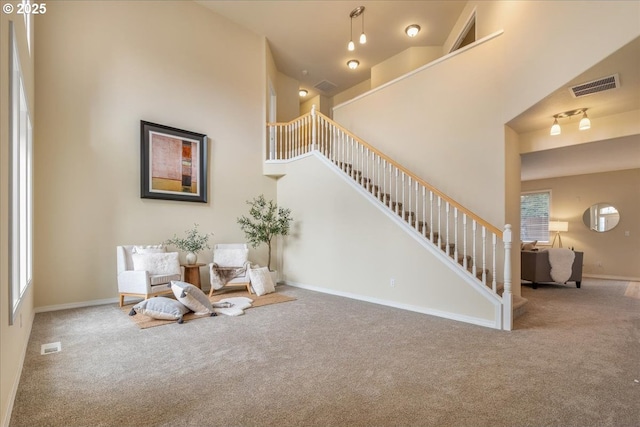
521, 169, 640, 280
332, 78, 371, 108
301, 94, 332, 117
371, 46, 443, 89
33, 0, 274, 309
1, 9, 36, 427
276, 71, 300, 122
278, 154, 500, 326
332, 0, 639, 280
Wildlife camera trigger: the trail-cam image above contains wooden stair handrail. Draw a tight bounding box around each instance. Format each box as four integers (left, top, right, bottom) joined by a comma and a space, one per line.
313, 112, 502, 237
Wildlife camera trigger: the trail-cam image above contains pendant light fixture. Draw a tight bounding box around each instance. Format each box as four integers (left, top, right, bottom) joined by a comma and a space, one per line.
359, 7, 367, 44
579, 110, 591, 130
550, 117, 561, 136
549, 108, 591, 136
348, 15, 355, 51
348, 6, 365, 51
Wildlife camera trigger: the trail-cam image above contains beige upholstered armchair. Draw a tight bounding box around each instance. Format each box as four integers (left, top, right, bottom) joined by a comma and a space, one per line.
209, 243, 252, 296
116, 245, 182, 306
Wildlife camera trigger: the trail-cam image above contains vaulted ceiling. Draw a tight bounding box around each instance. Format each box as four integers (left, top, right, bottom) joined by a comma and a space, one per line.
196, 1, 639, 180
197, 1, 467, 98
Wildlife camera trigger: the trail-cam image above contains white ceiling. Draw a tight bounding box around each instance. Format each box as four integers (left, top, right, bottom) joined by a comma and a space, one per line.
196, 1, 639, 181
197, 0, 467, 98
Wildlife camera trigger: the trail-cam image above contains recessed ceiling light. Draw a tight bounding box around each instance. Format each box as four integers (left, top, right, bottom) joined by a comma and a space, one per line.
405, 24, 421, 38
299, 89, 308, 97
347, 59, 360, 70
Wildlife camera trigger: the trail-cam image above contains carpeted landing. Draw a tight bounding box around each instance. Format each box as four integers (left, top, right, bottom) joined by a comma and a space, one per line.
10, 280, 640, 427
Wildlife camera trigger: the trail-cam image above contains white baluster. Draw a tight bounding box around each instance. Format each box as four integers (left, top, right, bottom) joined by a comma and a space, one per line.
376, 157, 380, 199
437, 197, 442, 248
429, 192, 434, 242
414, 181, 419, 231
445, 202, 450, 256
408, 176, 412, 225
422, 186, 426, 236
394, 168, 399, 214
463, 214, 468, 270
492, 233, 497, 293
482, 226, 487, 286
401, 173, 406, 219
366, 148, 370, 190
454, 208, 458, 262
472, 220, 477, 278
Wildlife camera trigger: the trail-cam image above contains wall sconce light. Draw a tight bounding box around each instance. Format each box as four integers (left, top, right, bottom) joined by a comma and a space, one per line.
299, 89, 308, 97
549, 221, 569, 248
405, 24, 421, 37
347, 59, 360, 70
348, 6, 366, 51
549, 108, 591, 136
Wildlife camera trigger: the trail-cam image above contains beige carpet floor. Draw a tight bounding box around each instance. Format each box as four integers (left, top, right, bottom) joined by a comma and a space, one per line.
9, 279, 640, 427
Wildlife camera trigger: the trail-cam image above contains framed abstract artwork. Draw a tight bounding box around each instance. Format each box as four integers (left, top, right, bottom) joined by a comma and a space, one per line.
140, 121, 208, 203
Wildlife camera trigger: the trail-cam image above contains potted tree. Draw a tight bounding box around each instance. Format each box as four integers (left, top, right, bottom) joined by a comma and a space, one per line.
165, 223, 212, 265
237, 195, 293, 281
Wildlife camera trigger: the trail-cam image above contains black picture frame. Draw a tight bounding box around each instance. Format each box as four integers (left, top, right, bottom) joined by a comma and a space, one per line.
140, 121, 208, 203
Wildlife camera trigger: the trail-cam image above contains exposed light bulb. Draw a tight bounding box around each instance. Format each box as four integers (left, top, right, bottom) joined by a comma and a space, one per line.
348, 40, 355, 51
359, 32, 367, 44
579, 111, 591, 130
550, 118, 561, 136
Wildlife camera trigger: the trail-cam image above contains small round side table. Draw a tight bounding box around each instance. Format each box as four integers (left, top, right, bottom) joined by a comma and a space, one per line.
181, 263, 206, 289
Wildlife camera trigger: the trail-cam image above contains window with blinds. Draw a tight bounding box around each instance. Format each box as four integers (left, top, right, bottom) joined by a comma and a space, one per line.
521, 191, 550, 243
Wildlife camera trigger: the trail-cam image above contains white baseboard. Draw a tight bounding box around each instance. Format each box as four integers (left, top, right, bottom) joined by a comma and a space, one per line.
283, 280, 500, 330
582, 274, 640, 282
3, 311, 35, 427
35, 297, 120, 313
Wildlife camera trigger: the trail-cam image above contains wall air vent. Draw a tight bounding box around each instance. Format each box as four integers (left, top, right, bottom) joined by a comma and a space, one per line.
314, 80, 338, 94
569, 74, 620, 98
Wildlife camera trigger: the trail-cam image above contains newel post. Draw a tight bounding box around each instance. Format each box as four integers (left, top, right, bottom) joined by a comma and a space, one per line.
311, 104, 317, 151
502, 224, 513, 331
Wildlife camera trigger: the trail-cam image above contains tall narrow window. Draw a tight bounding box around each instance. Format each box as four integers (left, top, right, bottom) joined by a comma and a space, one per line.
9, 21, 34, 325
520, 191, 550, 243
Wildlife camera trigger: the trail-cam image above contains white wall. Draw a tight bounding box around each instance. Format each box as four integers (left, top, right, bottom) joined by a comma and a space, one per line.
33, 1, 274, 308
278, 154, 499, 326
1, 8, 35, 426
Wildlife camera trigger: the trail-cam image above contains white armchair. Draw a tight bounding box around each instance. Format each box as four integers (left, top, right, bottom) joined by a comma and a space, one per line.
209, 243, 252, 296
116, 245, 182, 307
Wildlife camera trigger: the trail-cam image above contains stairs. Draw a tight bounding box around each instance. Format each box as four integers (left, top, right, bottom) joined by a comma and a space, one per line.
268, 108, 521, 330
336, 160, 493, 286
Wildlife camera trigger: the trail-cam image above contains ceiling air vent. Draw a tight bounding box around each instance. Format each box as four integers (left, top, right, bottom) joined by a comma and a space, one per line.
314, 80, 338, 94
569, 74, 620, 98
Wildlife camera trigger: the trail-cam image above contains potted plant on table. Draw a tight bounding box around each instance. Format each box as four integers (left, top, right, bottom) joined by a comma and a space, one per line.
237, 195, 293, 280
165, 223, 212, 265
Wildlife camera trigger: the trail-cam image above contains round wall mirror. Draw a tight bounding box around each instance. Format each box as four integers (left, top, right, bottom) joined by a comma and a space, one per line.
582, 203, 620, 232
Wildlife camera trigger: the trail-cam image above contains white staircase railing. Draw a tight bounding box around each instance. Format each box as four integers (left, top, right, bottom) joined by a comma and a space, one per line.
266, 106, 513, 330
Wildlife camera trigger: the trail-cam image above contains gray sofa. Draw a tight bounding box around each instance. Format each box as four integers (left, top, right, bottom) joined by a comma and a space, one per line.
521, 250, 583, 289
